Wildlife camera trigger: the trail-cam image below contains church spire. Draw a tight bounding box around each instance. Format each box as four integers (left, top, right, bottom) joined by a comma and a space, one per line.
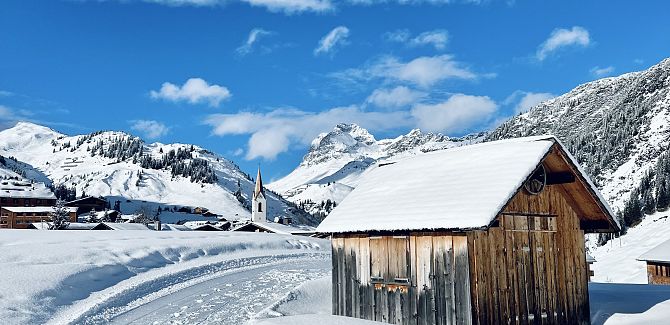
251, 166, 267, 223
253, 166, 264, 199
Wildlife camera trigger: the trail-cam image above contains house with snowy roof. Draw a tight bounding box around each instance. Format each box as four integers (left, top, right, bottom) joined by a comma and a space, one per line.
316, 135, 620, 325
1, 206, 78, 229
638, 239, 670, 285
0, 180, 57, 228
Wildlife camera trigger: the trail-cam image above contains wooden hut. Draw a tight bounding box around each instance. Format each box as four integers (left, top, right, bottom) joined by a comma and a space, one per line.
316, 136, 620, 325
638, 239, 670, 285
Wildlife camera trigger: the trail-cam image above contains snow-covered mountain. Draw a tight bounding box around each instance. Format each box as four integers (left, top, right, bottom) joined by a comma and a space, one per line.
0, 122, 316, 225
489, 58, 670, 217
269, 123, 485, 216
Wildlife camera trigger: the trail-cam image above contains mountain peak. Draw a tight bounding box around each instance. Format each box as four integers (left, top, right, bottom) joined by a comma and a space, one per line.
8, 121, 61, 136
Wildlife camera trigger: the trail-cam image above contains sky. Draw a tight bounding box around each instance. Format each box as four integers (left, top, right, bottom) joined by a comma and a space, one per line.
1, 0, 669, 181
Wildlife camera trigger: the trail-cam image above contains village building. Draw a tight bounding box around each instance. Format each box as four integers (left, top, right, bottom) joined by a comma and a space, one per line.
251, 167, 267, 223
586, 253, 596, 281
65, 196, 109, 215
0, 180, 57, 228
316, 136, 620, 325
638, 239, 670, 285
103, 222, 151, 231
231, 220, 315, 236
28, 222, 112, 230
1, 206, 78, 229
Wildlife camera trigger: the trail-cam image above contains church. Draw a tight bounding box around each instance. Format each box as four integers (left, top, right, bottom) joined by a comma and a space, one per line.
232, 167, 312, 236
251, 167, 267, 223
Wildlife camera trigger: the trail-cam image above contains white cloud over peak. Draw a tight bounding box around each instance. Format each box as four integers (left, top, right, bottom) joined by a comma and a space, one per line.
236, 28, 273, 56
536, 26, 590, 61
205, 106, 412, 160
385, 29, 449, 50
411, 94, 498, 133
314, 26, 350, 56
590, 66, 615, 78
504, 90, 555, 114
129, 120, 170, 139
150, 78, 231, 107
204, 93, 499, 160
366, 86, 426, 108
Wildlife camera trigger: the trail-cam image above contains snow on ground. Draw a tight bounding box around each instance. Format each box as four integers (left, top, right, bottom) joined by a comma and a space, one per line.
591, 210, 670, 283
0, 230, 327, 325
590, 283, 670, 325
250, 277, 383, 325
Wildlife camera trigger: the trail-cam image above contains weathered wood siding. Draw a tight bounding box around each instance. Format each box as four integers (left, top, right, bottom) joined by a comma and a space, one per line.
468, 186, 590, 325
332, 233, 471, 325
646, 262, 670, 285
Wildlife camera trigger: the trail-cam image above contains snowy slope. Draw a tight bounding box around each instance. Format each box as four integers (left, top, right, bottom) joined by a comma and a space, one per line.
489, 58, 670, 210
0, 230, 327, 325
589, 210, 670, 284
269, 123, 484, 215
0, 122, 315, 224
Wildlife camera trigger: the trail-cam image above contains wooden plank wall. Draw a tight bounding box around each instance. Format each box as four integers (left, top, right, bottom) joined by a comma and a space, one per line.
467, 186, 590, 325
332, 233, 472, 325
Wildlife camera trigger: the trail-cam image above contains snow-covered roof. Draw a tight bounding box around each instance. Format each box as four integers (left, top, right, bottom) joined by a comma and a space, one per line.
28, 222, 111, 230
232, 221, 311, 235
161, 223, 192, 231
103, 222, 150, 231
0, 181, 55, 199
317, 135, 617, 233
2, 206, 77, 213
586, 252, 596, 263
638, 239, 670, 263
65, 196, 107, 204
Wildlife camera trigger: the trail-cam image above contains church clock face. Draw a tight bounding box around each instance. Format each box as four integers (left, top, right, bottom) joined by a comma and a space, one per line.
524, 164, 546, 195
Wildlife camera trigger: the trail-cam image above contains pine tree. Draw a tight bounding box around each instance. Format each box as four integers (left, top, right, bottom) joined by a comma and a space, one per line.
49, 199, 70, 230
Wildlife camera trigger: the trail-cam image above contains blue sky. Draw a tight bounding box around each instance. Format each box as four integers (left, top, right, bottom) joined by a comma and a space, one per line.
1, 0, 669, 180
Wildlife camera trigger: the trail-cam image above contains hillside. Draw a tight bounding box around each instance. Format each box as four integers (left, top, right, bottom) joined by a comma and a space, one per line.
0, 122, 316, 225
489, 58, 670, 213
268, 123, 484, 216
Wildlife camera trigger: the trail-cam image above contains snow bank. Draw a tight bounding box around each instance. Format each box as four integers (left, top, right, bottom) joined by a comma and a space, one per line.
591, 211, 670, 283
252, 315, 383, 325
590, 283, 670, 325
0, 230, 327, 324
251, 276, 384, 324
253, 276, 332, 320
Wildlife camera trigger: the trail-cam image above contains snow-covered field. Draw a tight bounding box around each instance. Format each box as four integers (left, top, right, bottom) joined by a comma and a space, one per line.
3, 212, 670, 325
0, 230, 328, 325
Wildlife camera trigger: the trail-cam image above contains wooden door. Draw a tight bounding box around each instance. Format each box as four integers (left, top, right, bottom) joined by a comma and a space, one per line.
502, 215, 559, 325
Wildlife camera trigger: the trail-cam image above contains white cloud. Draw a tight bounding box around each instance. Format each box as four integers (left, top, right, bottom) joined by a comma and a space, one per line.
0, 105, 14, 120
150, 78, 231, 107
410, 94, 498, 133
366, 86, 426, 108
236, 28, 273, 56
0, 90, 13, 97
634, 58, 644, 65
243, 0, 333, 13
204, 106, 411, 160
314, 26, 350, 56
129, 120, 170, 139
123, 0, 333, 13
385, 29, 449, 50
536, 26, 590, 61
372, 55, 476, 87
590, 66, 615, 78
504, 90, 555, 114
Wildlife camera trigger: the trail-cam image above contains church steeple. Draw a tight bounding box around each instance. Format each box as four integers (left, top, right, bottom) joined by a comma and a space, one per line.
251, 166, 267, 223
253, 166, 264, 199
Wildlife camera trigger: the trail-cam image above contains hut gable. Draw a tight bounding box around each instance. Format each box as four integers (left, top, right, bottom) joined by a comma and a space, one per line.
317, 135, 618, 234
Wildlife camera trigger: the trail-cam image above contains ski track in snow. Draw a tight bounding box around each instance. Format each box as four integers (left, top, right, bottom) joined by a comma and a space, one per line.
107, 258, 330, 325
